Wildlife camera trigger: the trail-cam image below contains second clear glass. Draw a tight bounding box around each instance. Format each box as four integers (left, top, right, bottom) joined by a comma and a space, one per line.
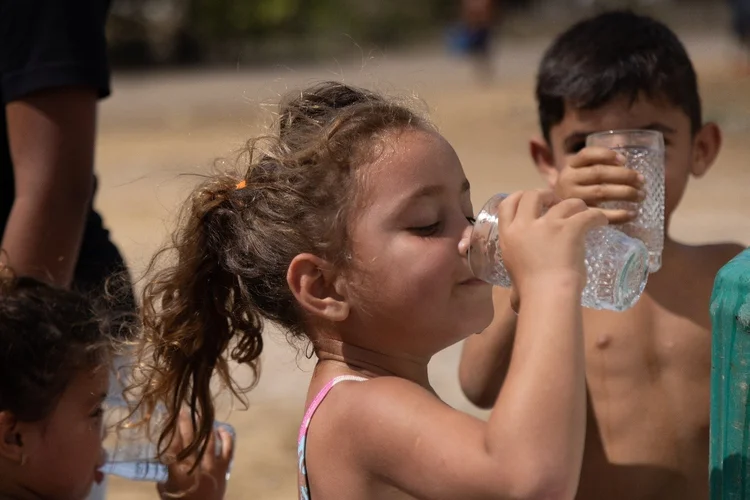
586, 129, 665, 273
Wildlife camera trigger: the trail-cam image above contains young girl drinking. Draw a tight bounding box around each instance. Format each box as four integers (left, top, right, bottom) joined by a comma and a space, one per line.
0, 273, 232, 500
135, 81, 606, 499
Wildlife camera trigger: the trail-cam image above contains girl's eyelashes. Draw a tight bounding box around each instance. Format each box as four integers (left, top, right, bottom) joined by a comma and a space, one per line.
409, 215, 475, 236
90, 406, 104, 419
409, 221, 442, 237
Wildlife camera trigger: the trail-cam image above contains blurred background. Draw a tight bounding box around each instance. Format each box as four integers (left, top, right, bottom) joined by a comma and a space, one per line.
105, 0, 726, 67
99, 1, 749, 498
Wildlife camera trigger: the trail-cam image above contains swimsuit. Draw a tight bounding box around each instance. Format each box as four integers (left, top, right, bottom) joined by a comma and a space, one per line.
297, 375, 367, 500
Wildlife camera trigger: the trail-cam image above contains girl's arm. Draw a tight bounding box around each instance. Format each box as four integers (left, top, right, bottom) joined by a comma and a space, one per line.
341, 275, 584, 500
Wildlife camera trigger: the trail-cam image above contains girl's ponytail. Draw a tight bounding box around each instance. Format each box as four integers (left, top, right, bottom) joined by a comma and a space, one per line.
135, 176, 263, 462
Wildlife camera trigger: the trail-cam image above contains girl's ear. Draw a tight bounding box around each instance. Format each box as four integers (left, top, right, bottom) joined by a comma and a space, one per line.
287, 254, 350, 322
0, 412, 24, 463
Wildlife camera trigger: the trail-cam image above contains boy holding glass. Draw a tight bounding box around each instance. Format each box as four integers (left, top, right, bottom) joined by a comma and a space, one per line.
459, 11, 744, 500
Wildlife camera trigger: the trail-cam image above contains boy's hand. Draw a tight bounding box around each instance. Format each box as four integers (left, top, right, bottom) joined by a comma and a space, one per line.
498, 190, 608, 296
554, 147, 645, 224
157, 411, 234, 500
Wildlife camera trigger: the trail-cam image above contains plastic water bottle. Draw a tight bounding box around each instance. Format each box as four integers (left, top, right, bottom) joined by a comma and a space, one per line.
100, 396, 235, 482
468, 193, 650, 311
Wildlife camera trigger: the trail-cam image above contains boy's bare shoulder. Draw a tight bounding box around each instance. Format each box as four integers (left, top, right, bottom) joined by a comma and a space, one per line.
639, 243, 746, 328
690, 242, 746, 272
683, 242, 746, 292
648, 243, 744, 302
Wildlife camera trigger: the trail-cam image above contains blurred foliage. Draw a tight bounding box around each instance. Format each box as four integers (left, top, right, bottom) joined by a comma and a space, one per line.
108, 0, 469, 66
108, 0, 717, 67
188, 0, 459, 48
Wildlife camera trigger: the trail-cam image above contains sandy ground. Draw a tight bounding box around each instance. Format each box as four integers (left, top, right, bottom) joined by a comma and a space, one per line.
97, 30, 750, 499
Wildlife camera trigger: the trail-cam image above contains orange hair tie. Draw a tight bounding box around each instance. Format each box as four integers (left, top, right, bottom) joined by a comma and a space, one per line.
236, 180, 247, 190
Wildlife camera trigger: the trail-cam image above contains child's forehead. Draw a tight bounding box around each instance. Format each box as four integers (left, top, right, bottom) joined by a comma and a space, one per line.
364, 129, 463, 190
570, 92, 682, 119
554, 94, 689, 137
60, 367, 109, 404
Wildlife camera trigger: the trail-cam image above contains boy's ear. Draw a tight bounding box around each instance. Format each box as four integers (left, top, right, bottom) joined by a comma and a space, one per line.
287, 254, 350, 322
0, 412, 23, 463
691, 122, 722, 178
530, 136, 559, 186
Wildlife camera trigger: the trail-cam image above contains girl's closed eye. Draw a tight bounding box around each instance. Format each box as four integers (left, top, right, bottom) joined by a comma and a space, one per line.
409, 221, 442, 237
409, 216, 475, 236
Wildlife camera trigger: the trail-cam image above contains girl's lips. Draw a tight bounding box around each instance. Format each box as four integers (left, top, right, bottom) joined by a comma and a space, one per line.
460, 277, 487, 286
95, 470, 105, 484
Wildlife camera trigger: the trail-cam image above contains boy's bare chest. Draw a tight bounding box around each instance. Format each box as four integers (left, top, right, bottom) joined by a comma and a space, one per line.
575, 294, 711, 500
582, 293, 711, 386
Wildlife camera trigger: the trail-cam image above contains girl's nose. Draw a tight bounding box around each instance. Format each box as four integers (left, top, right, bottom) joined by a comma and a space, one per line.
458, 223, 474, 257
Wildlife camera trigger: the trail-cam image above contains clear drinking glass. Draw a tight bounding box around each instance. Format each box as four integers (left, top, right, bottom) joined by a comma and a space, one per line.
101, 396, 235, 482
586, 129, 665, 272
468, 193, 650, 311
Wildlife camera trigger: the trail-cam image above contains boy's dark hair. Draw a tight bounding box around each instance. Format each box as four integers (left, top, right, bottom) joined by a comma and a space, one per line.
536, 11, 702, 142
0, 272, 110, 422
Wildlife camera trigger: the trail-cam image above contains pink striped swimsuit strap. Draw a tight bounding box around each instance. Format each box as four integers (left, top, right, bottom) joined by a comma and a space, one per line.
298, 375, 368, 500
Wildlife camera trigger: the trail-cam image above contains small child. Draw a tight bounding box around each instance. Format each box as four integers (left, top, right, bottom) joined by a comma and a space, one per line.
0, 272, 232, 500
449, 0, 500, 81
133, 81, 607, 499
460, 11, 745, 500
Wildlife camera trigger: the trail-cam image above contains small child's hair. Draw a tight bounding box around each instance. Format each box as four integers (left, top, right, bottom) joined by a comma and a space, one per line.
136, 81, 433, 462
536, 10, 702, 142
0, 271, 110, 422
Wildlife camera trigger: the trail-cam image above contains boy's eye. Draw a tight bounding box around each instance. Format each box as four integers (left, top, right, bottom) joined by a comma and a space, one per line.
568, 141, 585, 154
466, 216, 476, 225
90, 407, 104, 419
409, 221, 441, 237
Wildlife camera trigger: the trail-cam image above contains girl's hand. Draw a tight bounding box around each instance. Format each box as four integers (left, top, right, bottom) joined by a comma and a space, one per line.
157, 411, 234, 500
497, 189, 607, 297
